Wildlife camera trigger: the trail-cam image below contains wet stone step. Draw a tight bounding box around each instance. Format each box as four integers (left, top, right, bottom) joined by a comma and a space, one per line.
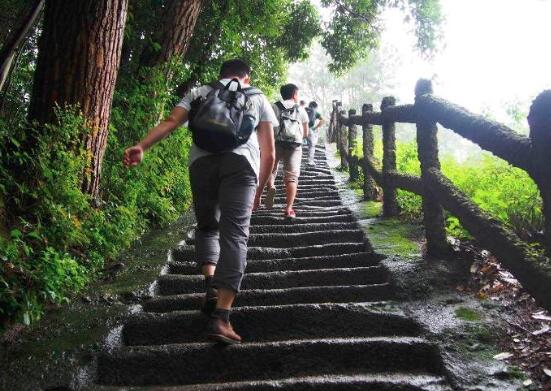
157, 266, 388, 295
168, 252, 379, 275
144, 283, 394, 314
247, 230, 365, 248
122, 303, 423, 346
273, 195, 341, 203
96, 337, 445, 387
143, 284, 394, 313
173, 242, 369, 262
92, 373, 452, 391
251, 208, 350, 218
250, 222, 360, 234
271, 191, 340, 199
185, 230, 365, 248
250, 214, 355, 225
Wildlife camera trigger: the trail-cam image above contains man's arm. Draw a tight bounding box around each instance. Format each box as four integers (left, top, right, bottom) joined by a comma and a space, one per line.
123, 106, 188, 167
253, 121, 276, 210
314, 115, 325, 130
303, 122, 309, 139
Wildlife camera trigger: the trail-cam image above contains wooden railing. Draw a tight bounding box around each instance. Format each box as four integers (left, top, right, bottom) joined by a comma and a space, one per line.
328, 79, 551, 311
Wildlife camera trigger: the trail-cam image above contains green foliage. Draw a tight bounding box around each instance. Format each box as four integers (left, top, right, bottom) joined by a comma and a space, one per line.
320, 0, 442, 73
356, 137, 543, 241
0, 63, 193, 330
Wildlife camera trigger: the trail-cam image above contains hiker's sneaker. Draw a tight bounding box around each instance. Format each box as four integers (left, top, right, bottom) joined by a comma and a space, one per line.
207, 317, 242, 345
200, 287, 218, 316
265, 187, 276, 209
285, 209, 296, 219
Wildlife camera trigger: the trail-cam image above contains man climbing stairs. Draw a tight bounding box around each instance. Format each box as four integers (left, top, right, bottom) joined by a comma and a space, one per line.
95, 146, 453, 390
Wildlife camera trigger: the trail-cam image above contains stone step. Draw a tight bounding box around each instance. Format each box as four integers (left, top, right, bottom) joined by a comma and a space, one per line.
157, 266, 387, 295
251, 207, 350, 217
92, 373, 452, 391
168, 252, 379, 274
122, 303, 422, 346
185, 230, 364, 248
273, 195, 341, 203
96, 337, 445, 387
173, 242, 369, 262
250, 214, 355, 225
142, 284, 394, 313
275, 179, 335, 186
267, 200, 342, 208
271, 191, 340, 200
250, 222, 360, 234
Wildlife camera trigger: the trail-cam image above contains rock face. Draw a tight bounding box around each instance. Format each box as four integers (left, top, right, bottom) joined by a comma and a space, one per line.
94, 146, 453, 390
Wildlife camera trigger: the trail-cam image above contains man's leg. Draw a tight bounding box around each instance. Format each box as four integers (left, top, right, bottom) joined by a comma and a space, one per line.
189, 156, 221, 315
207, 154, 257, 344
282, 146, 302, 216
265, 144, 282, 209
308, 131, 318, 165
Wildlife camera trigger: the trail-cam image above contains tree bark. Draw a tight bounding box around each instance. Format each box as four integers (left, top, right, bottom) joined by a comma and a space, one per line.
140, 0, 204, 68
0, 0, 44, 92
28, 0, 129, 199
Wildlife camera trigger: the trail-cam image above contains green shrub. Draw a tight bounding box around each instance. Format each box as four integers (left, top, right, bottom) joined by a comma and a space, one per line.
0, 63, 193, 329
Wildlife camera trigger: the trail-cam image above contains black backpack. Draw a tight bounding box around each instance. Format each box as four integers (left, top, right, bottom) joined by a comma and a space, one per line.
305, 106, 317, 128
188, 79, 262, 153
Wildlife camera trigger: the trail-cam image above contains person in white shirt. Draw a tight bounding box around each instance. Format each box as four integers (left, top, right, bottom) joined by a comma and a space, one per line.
123, 59, 277, 345
263, 84, 309, 218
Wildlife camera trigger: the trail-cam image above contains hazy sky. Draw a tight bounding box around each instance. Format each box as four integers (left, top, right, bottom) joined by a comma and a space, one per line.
310, 0, 551, 120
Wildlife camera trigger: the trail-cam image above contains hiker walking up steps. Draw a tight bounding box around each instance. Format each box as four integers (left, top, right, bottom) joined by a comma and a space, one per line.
123, 59, 277, 345
263, 84, 309, 218
305, 101, 325, 166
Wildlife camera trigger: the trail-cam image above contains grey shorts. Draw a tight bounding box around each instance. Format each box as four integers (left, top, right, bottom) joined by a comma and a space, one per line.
272, 143, 302, 183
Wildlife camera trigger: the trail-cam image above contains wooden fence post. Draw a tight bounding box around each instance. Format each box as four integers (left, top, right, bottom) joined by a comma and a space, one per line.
528, 90, 551, 255
381, 97, 400, 217
361, 103, 379, 200
348, 108, 359, 181
414, 79, 449, 256
339, 110, 349, 170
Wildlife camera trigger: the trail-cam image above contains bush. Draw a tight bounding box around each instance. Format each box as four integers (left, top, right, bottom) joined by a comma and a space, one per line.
355, 136, 542, 241
0, 64, 193, 329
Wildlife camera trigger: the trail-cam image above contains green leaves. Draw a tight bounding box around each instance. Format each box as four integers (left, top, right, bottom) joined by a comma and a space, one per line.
320, 0, 443, 73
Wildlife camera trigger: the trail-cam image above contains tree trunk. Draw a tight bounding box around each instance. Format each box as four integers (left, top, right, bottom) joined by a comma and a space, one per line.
0, 0, 44, 92
28, 0, 129, 199
140, 0, 204, 68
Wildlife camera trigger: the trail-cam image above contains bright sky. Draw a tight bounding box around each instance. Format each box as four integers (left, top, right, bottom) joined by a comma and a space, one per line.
316, 0, 551, 120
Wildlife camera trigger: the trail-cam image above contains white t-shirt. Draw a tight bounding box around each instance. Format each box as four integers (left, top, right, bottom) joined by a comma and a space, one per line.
177, 79, 279, 178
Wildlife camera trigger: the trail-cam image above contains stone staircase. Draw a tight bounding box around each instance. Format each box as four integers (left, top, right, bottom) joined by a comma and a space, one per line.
95, 146, 453, 390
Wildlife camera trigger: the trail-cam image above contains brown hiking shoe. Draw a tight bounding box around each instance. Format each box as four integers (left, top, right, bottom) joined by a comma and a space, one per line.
207, 317, 242, 345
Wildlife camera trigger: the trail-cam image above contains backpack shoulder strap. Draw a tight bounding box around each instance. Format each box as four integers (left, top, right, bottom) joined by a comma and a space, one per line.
243, 86, 262, 96
275, 101, 286, 111
208, 80, 225, 90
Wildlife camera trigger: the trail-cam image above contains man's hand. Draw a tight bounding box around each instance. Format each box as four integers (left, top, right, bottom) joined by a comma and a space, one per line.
123, 145, 144, 167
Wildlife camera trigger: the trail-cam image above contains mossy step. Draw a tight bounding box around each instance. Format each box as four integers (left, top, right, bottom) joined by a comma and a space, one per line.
142, 284, 394, 313
250, 222, 360, 234
250, 214, 355, 225
122, 303, 422, 346
96, 337, 444, 387
91, 373, 452, 391
186, 230, 365, 248
157, 266, 387, 295
168, 252, 378, 274
173, 242, 369, 262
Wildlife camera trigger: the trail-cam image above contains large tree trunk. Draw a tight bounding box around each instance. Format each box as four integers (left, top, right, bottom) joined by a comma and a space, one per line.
28, 0, 128, 199
0, 0, 44, 92
140, 0, 204, 68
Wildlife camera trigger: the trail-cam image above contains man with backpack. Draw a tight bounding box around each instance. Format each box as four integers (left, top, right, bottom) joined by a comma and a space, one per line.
123, 59, 277, 345
263, 84, 309, 218
305, 101, 325, 166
